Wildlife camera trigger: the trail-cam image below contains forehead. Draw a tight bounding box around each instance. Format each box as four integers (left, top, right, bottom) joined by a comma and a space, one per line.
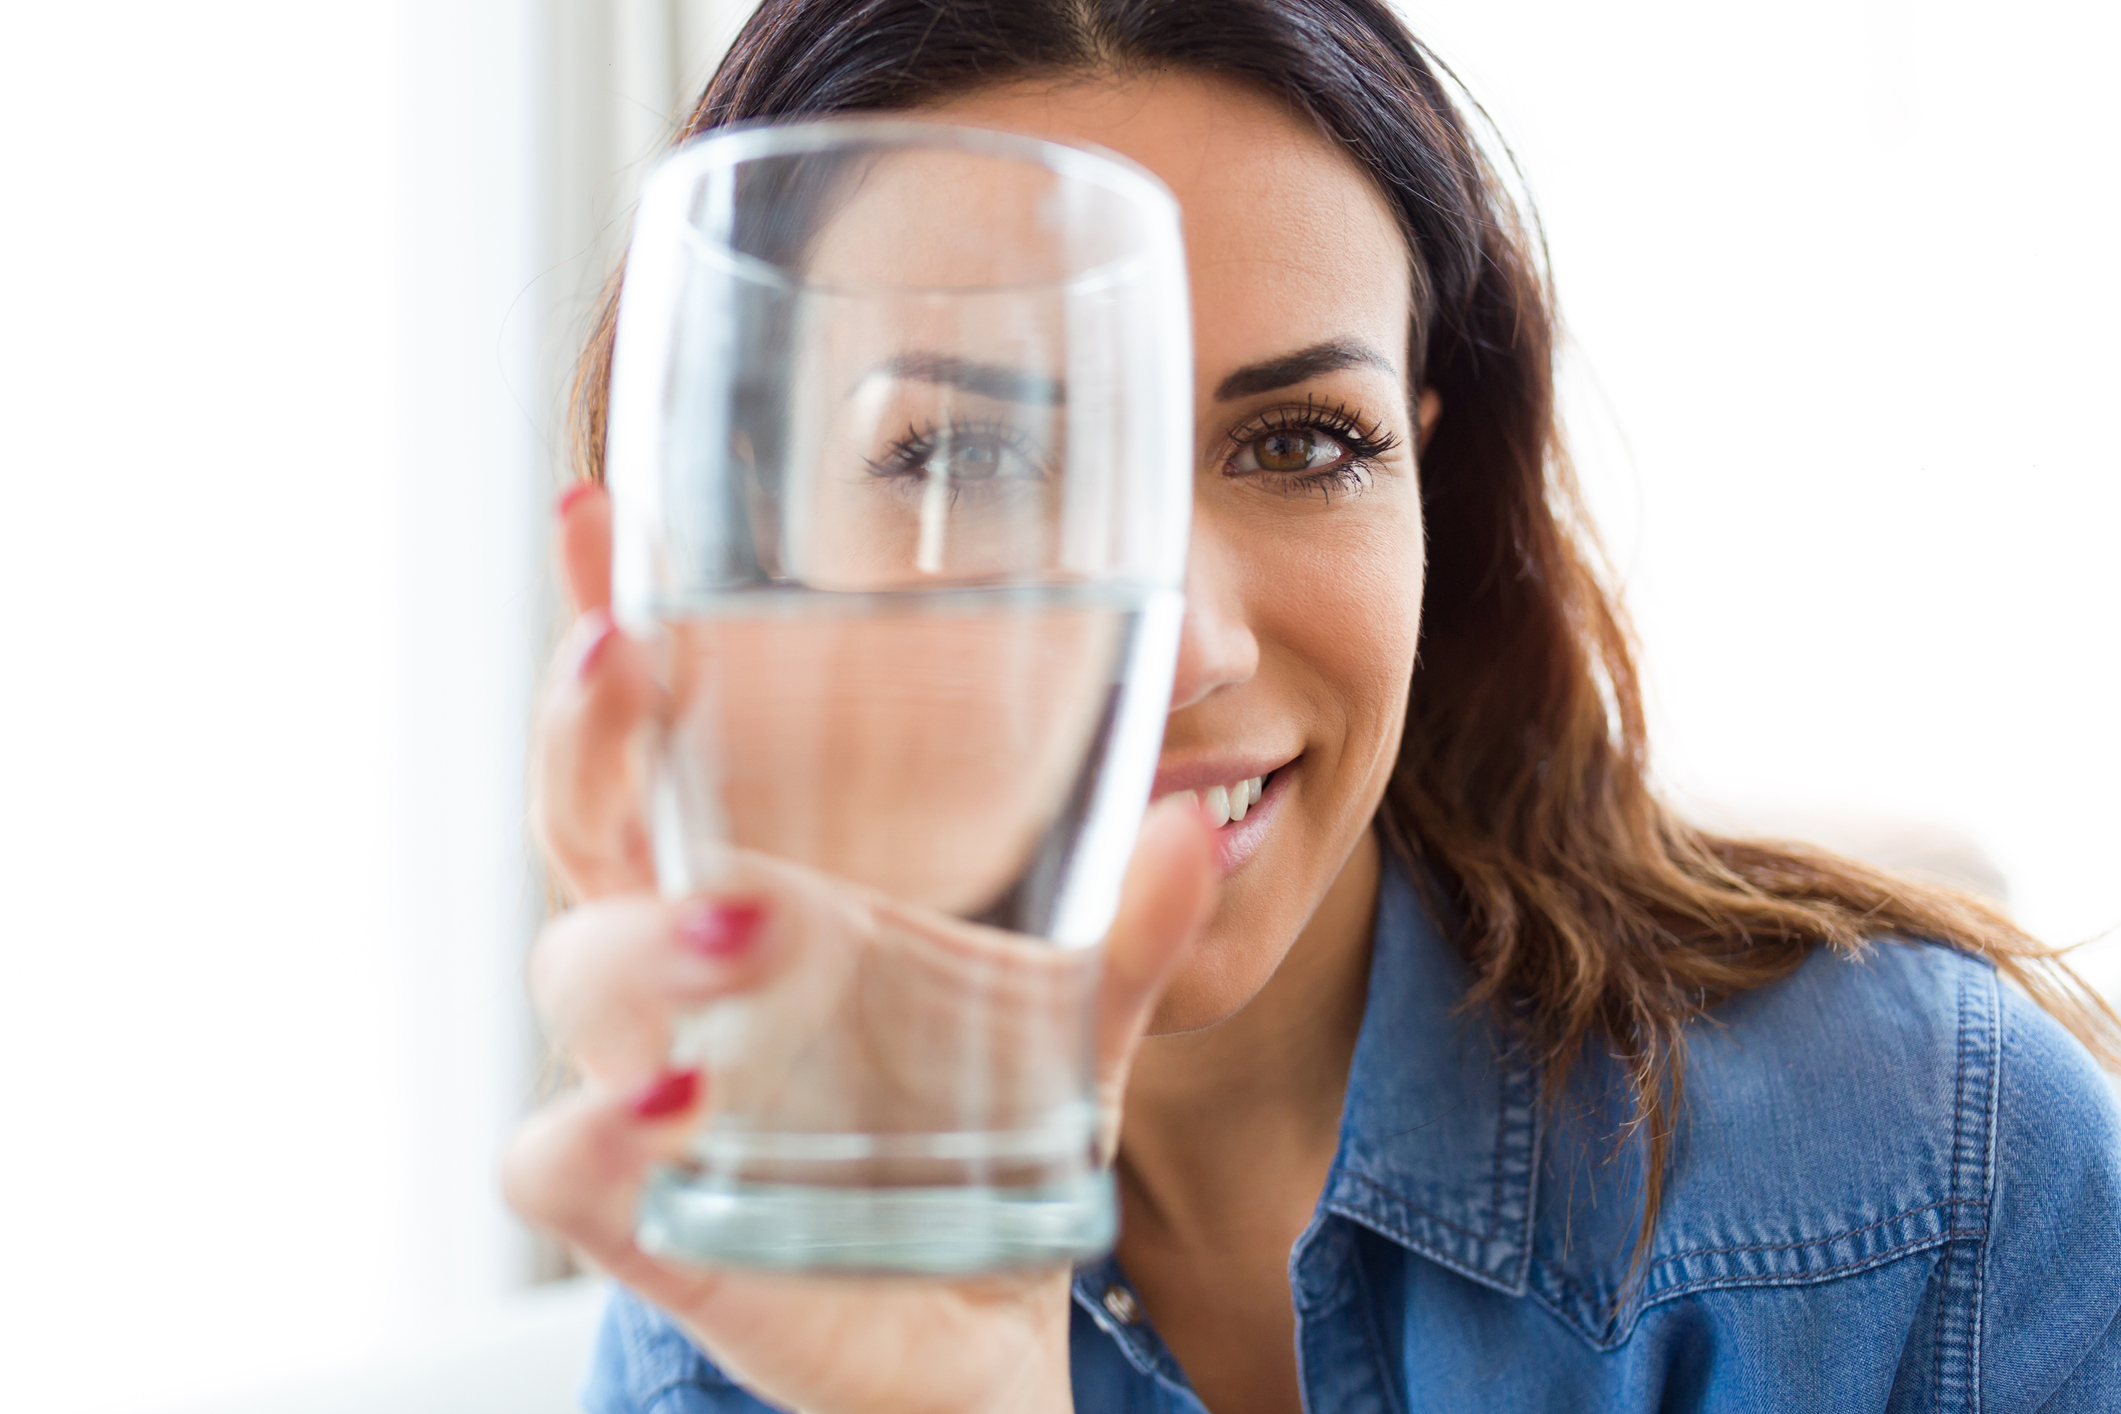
923, 73, 1414, 376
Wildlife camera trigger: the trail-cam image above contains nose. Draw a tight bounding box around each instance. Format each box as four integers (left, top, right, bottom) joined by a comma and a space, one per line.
1167, 510, 1258, 713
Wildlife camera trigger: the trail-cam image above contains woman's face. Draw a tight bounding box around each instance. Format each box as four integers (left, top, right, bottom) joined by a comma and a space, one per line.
932, 74, 1428, 1030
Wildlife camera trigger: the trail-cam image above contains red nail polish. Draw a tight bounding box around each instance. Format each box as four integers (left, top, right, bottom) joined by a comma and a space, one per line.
555, 480, 602, 518
571, 609, 618, 681
677, 900, 767, 958
631, 1069, 701, 1120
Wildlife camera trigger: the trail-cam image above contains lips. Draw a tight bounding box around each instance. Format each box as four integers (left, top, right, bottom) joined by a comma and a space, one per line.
1150, 752, 1293, 802
1150, 752, 1299, 880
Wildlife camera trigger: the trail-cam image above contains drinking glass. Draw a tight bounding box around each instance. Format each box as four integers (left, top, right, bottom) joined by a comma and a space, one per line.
603, 119, 1192, 1272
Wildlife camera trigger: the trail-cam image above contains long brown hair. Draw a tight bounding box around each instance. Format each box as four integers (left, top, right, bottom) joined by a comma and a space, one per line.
566, 0, 2120, 1254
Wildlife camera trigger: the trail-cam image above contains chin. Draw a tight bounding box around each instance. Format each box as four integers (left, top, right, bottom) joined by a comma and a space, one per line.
1141, 934, 1287, 1035
1144, 992, 1248, 1036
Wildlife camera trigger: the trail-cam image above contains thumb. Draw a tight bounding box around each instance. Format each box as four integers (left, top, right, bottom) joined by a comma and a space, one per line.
1093, 798, 1218, 1133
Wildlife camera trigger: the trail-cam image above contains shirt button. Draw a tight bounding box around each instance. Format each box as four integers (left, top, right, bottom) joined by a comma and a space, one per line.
1101, 1284, 1143, 1325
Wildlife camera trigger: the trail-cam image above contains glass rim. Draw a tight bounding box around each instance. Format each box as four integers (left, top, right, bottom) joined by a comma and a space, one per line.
642, 116, 1183, 298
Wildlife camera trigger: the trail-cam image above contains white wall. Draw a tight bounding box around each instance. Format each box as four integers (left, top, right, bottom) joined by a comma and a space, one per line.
0, 4, 425, 1410
0, 2, 2112, 1412
1403, 0, 2121, 984
0, 0, 749, 1407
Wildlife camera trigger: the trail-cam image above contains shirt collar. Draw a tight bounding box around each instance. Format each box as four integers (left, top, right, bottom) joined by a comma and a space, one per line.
1315, 848, 1541, 1297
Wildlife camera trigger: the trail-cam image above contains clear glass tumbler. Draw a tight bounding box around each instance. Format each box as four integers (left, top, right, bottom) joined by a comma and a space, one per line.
603, 119, 1193, 1272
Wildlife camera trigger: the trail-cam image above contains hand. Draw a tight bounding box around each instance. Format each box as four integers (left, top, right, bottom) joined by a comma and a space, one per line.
503, 483, 1218, 1414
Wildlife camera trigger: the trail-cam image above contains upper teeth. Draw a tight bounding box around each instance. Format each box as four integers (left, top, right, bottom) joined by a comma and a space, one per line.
1164, 776, 1264, 828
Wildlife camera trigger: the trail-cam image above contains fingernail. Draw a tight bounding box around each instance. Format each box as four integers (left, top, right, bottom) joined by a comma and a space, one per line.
571, 609, 618, 681
555, 480, 602, 518
630, 1068, 700, 1120
676, 899, 767, 958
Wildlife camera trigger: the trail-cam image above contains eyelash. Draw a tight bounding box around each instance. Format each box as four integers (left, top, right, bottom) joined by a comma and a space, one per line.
862, 399, 1398, 502
863, 418, 1050, 499
1223, 396, 1402, 499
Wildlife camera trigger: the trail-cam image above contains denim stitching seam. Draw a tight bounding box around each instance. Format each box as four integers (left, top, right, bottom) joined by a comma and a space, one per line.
1529, 1228, 1952, 1351
1933, 955, 1996, 1414
1642, 1234, 1954, 1302
1959, 966, 1993, 1407
1325, 1191, 1521, 1298
1341, 1170, 1495, 1244
1934, 960, 1966, 1413
1649, 1200, 1959, 1265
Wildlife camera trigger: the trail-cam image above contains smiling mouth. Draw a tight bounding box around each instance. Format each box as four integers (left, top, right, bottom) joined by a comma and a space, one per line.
1157, 768, 1275, 828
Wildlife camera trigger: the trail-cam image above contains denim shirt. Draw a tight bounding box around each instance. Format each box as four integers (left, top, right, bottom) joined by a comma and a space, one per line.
583, 856, 2121, 1412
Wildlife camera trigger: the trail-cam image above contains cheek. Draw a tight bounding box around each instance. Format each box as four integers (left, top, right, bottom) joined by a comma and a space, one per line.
1268, 502, 1426, 751
1149, 494, 1424, 1033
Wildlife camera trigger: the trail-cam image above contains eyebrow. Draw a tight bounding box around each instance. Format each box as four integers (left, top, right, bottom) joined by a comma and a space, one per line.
876, 352, 1064, 406
1213, 338, 1397, 401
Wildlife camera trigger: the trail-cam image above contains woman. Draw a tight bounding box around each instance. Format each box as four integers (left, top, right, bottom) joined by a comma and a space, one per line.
505, 1, 2121, 1410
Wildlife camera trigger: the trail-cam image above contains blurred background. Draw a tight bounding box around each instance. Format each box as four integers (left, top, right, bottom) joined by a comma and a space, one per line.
0, 1, 2112, 1409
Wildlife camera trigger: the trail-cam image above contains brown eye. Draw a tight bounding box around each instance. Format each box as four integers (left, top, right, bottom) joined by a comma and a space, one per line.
1255, 430, 1318, 472
1230, 425, 1346, 476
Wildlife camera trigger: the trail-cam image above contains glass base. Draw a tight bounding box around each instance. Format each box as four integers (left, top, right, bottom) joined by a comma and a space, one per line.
635, 1165, 1116, 1274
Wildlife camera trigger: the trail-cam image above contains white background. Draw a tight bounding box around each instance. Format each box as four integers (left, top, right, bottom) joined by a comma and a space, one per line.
1405, 0, 2121, 974
0, 2, 2112, 1410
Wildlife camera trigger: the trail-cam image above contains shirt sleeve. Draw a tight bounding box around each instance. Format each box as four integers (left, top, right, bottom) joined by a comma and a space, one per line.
1978, 983, 2121, 1412
580, 1285, 790, 1414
